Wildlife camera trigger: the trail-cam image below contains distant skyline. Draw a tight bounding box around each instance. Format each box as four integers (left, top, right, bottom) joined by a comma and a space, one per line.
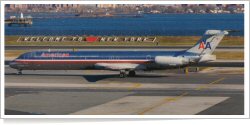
5, 4, 242, 9
5, 4, 244, 14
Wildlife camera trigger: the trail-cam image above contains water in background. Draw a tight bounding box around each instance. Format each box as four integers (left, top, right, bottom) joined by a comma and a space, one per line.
5, 13, 244, 36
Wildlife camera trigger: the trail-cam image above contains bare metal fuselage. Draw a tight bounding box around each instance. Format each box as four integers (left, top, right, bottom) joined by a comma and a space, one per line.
10, 60, 183, 71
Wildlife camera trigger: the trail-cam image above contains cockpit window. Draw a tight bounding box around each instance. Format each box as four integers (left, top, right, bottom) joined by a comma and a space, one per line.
16, 52, 33, 59
17, 54, 25, 59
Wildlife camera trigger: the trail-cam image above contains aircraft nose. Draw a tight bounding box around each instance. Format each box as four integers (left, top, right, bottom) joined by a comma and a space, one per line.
9, 61, 18, 69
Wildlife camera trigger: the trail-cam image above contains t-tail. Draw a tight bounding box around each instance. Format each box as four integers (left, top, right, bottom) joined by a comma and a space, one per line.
185, 30, 229, 63
186, 30, 229, 55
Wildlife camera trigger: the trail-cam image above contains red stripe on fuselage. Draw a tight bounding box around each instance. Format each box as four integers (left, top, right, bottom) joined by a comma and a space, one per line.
15, 60, 151, 64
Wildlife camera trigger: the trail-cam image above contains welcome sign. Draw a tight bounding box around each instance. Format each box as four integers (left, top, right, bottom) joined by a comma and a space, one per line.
16, 36, 157, 43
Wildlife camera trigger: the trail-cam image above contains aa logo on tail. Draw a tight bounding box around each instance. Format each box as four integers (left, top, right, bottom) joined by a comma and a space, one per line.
199, 41, 211, 49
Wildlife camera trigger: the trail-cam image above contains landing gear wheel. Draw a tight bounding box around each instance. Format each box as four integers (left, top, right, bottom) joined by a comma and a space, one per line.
128, 71, 136, 77
119, 71, 127, 78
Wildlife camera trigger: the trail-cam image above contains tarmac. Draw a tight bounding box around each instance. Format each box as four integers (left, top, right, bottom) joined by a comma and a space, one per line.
4, 66, 244, 115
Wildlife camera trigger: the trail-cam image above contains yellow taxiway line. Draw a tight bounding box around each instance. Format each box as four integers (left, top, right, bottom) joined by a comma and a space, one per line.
138, 77, 225, 115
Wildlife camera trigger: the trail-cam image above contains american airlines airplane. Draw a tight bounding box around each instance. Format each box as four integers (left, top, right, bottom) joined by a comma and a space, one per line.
9, 30, 229, 78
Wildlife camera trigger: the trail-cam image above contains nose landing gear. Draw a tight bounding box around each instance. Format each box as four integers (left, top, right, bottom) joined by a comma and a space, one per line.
17, 69, 22, 75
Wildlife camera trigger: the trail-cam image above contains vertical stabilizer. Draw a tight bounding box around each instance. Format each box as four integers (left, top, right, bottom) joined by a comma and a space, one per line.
186, 30, 229, 55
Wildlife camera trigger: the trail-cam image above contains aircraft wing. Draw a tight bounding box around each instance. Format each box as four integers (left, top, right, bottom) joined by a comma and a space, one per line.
94, 63, 146, 70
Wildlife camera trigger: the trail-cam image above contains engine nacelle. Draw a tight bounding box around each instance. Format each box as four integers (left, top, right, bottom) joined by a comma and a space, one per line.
198, 54, 216, 62
155, 56, 188, 66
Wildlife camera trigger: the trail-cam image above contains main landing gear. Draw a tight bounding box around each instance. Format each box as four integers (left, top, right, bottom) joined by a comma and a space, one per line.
128, 71, 136, 77
119, 70, 136, 78
119, 70, 127, 78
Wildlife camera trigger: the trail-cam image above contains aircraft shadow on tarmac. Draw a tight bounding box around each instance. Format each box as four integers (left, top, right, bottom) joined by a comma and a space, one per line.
5, 73, 168, 82
82, 74, 167, 82
5, 109, 45, 115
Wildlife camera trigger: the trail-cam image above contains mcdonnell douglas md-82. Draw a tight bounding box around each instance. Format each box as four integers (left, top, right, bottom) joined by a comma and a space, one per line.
10, 30, 229, 78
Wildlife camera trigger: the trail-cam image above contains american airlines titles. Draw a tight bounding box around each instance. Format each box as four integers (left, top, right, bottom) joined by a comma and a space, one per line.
17, 36, 156, 42
41, 53, 70, 57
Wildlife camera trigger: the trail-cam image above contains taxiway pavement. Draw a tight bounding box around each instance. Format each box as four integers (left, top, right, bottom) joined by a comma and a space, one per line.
4, 66, 244, 115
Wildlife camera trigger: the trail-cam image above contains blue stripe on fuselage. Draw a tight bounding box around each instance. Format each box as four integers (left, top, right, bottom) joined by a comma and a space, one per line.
16, 50, 198, 60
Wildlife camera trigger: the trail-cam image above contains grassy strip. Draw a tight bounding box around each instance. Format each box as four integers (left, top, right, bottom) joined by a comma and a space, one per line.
5, 50, 244, 60
5, 36, 244, 46
213, 51, 244, 60
5, 50, 28, 57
